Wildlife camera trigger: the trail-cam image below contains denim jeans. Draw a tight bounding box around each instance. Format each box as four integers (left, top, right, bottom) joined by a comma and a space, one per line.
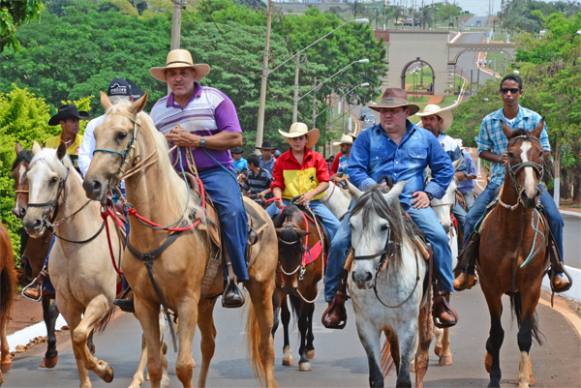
452, 201, 467, 236
464, 182, 564, 261
266, 200, 340, 242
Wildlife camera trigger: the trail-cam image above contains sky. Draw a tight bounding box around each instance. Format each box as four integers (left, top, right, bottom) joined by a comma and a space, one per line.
421, 0, 579, 16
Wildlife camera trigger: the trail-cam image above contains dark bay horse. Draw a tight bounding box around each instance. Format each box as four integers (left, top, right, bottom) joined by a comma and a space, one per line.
0, 222, 17, 386
273, 203, 325, 371
11, 143, 60, 369
478, 122, 549, 388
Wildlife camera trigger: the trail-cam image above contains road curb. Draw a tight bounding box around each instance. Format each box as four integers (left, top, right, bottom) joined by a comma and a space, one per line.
539, 292, 581, 338
7, 315, 67, 353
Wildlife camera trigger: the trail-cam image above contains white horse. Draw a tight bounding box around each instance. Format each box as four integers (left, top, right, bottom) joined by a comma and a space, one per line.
348, 182, 432, 387
321, 180, 355, 219
22, 144, 166, 388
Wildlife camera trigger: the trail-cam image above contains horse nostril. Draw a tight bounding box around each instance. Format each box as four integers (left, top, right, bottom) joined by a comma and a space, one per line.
83, 179, 101, 196
365, 272, 372, 282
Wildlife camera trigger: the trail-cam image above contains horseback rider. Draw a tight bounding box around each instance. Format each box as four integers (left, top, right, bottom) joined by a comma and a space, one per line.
322, 88, 458, 329
416, 104, 468, 236
149, 48, 248, 308
330, 133, 354, 181
265, 122, 340, 242
454, 74, 571, 292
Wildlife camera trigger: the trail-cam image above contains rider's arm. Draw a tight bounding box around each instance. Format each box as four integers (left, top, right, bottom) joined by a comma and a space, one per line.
78, 118, 98, 177
346, 131, 376, 190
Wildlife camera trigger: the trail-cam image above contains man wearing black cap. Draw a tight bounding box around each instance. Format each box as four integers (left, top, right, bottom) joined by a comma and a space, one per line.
45, 104, 89, 170
256, 141, 276, 175
78, 78, 142, 177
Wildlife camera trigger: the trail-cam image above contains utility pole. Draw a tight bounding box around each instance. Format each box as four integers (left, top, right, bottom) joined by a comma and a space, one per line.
292, 56, 301, 123
255, 0, 273, 148
311, 78, 318, 131
170, 0, 185, 50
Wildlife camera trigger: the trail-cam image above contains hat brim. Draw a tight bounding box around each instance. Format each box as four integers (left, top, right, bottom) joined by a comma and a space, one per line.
150, 63, 211, 82
255, 146, 276, 150
278, 128, 320, 149
416, 108, 454, 131
369, 102, 420, 115
332, 140, 353, 146
48, 111, 90, 126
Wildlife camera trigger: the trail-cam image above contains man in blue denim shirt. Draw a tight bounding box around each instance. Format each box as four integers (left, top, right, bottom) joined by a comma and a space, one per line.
322, 88, 458, 329
454, 74, 570, 292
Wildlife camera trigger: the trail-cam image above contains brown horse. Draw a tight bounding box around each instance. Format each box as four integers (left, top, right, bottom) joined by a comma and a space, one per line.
272, 203, 325, 372
11, 143, 60, 369
0, 223, 17, 386
84, 93, 278, 388
478, 122, 549, 388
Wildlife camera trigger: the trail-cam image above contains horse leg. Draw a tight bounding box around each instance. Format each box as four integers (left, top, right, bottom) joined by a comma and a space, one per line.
306, 301, 315, 360
135, 298, 163, 388
395, 317, 418, 388
516, 290, 540, 388
246, 279, 276, 387
281, 294, 293, 366
438, 328, 453, 366
72, 295, 114, 383
197, 298, 217, 388
0, 310, 11, 375
271, 291, 280, 337
128, 334, 148, 388
175, 297, 199, 388
482, 290, 504, 388
297, 301, 312, 371
415, 301, 432, 388
59, 303, 91, 388
40, 296, 59, 368
355, 319, 384, 388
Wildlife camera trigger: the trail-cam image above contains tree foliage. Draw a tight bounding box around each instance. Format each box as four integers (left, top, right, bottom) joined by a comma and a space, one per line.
498, 0, 580, 33
0, 0, 43, 52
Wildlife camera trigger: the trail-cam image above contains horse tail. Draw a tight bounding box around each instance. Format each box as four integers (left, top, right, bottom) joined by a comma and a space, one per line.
93, 304, 115, 334
288, 294, 300, 323
0, 226, 17, 327
510, 292, 544, 345
245, 301, 267, 382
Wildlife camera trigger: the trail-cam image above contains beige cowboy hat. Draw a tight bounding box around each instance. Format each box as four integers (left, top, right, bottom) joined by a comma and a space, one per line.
332, 134, 354, 147
368, 88, 420, 115
150, 49, 211, 82
416, 104, 454, 131
278, 122, 320, 149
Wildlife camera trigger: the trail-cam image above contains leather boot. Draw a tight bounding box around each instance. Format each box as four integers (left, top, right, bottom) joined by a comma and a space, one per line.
453, 232, 479, 291
321, 271, 348, 329
547, 239, 572, 293
113, 289, 135, 313
432, 291, 458, 329
22, 270, 52, 301
222, 279, 245, 308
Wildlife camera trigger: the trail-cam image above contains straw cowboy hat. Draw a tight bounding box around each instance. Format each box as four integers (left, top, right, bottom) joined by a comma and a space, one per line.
278, 122, 320, 149
368, 88, 420, 115
255, 140, 277, 151
416, 104, 454, 131
150, 49, 211, 82
48, 105, 89, 126
332, 134, 354, 147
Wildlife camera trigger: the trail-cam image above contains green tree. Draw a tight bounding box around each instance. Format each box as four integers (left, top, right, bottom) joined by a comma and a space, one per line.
0, 0, 43, 52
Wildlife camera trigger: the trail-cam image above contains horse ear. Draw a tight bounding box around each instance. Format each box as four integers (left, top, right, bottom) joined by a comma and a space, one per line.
531, 119, 544, 139
100, 91, 112, 111
15, 142, 23, 154
502, 123, 513, 139
32, 141, 42, 155
129, 93, 148, 114
384, 180, 406, 204
56, 142, 67, 161
345, 180, 363, 199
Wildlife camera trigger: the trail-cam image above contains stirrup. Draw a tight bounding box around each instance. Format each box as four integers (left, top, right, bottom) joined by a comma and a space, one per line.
22, 277, 43, 302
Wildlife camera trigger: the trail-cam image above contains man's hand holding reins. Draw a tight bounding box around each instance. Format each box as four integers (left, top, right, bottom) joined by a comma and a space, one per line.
411, 191, 431, 209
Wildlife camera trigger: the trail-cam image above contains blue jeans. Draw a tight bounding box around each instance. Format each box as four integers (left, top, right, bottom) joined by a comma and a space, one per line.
452, 202, 467, 236
200, 167, 249, 281
324, 205, 454, 302
464, 182, 564, 261
266, 200, 340, 242
42, 236, 56, 294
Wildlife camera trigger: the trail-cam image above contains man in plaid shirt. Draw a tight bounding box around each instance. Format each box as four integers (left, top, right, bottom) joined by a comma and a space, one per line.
454, 74, 571, 292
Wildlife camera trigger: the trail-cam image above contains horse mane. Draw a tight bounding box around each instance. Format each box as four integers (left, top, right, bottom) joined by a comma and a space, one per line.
12, 149, 32, 170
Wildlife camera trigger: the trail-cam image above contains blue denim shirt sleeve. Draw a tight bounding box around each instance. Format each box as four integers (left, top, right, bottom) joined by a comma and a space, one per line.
347, 130, 377, 190
425, 133, 454, 199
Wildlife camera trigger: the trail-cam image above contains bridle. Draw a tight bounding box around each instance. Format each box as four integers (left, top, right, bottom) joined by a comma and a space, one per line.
26, 159, 70, 225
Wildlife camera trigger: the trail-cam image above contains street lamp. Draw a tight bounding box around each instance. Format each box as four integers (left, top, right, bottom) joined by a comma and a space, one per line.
255, 15, 369, 147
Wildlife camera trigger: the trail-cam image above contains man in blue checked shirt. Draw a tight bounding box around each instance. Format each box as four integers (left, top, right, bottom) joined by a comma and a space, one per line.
322, 88, 458, 330
454, 74, 571, 292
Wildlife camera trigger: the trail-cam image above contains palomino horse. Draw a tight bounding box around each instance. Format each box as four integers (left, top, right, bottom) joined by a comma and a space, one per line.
0, 223, 17, 386
478, 122, 549, 388
11, 143, 60, 369
22, 144, 159, 388
349, 182, 432, 388
83, 94, 278, 388
272, 203, 325, 371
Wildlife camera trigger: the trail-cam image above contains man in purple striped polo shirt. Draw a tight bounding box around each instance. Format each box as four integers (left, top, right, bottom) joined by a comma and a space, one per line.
150, 49, 247, 308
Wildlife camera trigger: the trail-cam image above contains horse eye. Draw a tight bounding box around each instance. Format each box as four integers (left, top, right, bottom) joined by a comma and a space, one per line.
116, 131, 128, 141
49, 176, 59, 184
380, 224, 388, 231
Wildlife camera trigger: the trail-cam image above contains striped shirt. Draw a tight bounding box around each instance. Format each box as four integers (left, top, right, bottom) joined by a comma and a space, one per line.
477, 105, 550, 186
246, 168, 272, 195
150, 83, 242, 172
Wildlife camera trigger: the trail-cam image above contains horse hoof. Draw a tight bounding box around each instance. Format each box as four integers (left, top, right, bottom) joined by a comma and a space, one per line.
306, 349, 315, 360
438, 355, 453, 366
484, 352, 493, 373
0, 360, 12, 373
434, 345, 442, 356
298, 362, 311, 372
39, 355, 58, 369
102, 365, 114, 383
282, 356, 293, 366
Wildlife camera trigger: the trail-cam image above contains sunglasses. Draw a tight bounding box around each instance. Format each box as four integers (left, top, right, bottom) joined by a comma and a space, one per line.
500, 88, 520, 94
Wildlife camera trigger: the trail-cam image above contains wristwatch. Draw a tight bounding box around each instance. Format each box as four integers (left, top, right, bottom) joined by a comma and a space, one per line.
198, 137, 206, 148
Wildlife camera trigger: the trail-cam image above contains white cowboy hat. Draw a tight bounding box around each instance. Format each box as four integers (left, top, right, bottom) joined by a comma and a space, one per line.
150, 49, 211, 82
278, 122, 320, 149
416, 104, 454, 131
332, 134, 354, 146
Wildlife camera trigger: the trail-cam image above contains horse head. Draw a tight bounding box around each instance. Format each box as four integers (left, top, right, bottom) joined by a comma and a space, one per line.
274, 204, 308, 289
502, 120, 545, 209
11, 142, 33, 218
84, 92, 148, 202
23, 142, 71, 237
350, 181, 406, 289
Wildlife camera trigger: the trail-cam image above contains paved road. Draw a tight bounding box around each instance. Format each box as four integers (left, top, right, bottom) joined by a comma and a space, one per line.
454, 32, 496, 88
7, 287, 580, 387
563, 212, 581, 269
